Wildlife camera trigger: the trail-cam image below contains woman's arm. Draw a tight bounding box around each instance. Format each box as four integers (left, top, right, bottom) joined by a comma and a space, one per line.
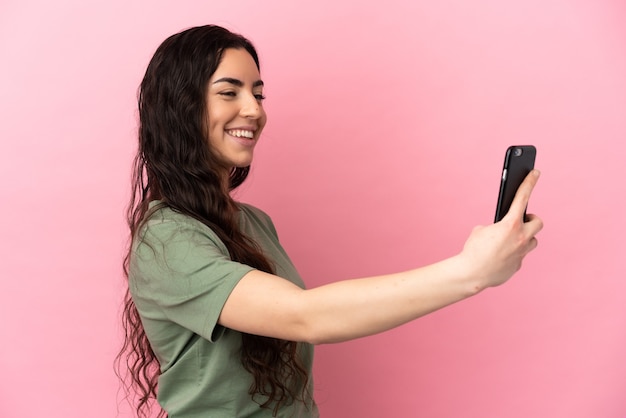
219, 170, 543, 345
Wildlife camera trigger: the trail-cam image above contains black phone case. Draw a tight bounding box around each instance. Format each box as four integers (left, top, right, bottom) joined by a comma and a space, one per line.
494, 145, 536, 223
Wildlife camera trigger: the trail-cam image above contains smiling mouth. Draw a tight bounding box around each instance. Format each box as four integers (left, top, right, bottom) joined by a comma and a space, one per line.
226, 129, 255, 139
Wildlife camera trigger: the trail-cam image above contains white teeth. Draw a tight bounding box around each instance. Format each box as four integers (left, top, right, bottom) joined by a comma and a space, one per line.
227, 129, 254, 139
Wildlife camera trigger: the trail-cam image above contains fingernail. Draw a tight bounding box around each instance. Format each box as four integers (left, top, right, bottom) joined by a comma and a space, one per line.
533, 169, 541, 177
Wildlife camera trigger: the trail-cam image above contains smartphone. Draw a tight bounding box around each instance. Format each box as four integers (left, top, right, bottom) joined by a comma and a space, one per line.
494, 145, 536, 223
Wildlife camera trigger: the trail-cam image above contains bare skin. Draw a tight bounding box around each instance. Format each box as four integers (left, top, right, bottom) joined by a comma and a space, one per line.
220, 171, 543, 345
208, 48, 543, 345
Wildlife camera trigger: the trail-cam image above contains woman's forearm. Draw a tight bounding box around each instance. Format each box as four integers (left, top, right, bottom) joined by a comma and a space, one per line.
221, 254, 483, 345
221, 171, 542, 344
298, 255, 479, 344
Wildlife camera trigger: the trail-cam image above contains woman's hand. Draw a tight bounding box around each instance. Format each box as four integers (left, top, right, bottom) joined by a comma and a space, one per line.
220, 170, 544, 344
458, 170, 543, 290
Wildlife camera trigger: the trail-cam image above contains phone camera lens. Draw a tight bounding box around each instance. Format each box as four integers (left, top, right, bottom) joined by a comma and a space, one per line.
514, 148, 523, 157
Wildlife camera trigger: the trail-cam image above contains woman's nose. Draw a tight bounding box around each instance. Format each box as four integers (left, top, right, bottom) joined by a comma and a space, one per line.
240, 94, 262, 119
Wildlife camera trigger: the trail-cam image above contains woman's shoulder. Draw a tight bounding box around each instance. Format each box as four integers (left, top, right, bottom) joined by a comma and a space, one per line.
140, 200, 276, 239
237, 202, 278, 235
144, 200, 201, 227
138, 201, 216, 242
238, 202, 271, 220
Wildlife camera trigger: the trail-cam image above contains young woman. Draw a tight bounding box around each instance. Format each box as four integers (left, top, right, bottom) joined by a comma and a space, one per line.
117, 25, 543, 418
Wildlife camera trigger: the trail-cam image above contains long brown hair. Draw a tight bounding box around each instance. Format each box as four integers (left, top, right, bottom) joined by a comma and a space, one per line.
115, 25, 308, 417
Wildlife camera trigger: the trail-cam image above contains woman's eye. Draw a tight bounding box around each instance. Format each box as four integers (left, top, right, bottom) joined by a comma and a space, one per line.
218, 91, 265, 101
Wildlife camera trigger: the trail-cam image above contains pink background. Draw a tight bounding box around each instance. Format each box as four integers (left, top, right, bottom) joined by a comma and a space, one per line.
1, 1, 625, 417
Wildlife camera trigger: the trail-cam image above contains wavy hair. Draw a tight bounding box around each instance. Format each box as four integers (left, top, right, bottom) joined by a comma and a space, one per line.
115, 25, 308, 417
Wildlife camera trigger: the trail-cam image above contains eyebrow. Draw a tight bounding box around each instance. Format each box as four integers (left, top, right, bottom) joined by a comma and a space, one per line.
212, 77, 264, 88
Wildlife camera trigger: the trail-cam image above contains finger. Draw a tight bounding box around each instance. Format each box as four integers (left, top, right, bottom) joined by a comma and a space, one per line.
525, 236, 539, 255
505, 170, 540, 221
524, 213, 544, 235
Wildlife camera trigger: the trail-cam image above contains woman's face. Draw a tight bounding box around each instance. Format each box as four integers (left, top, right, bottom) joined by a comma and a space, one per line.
206, 48, 267, 169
